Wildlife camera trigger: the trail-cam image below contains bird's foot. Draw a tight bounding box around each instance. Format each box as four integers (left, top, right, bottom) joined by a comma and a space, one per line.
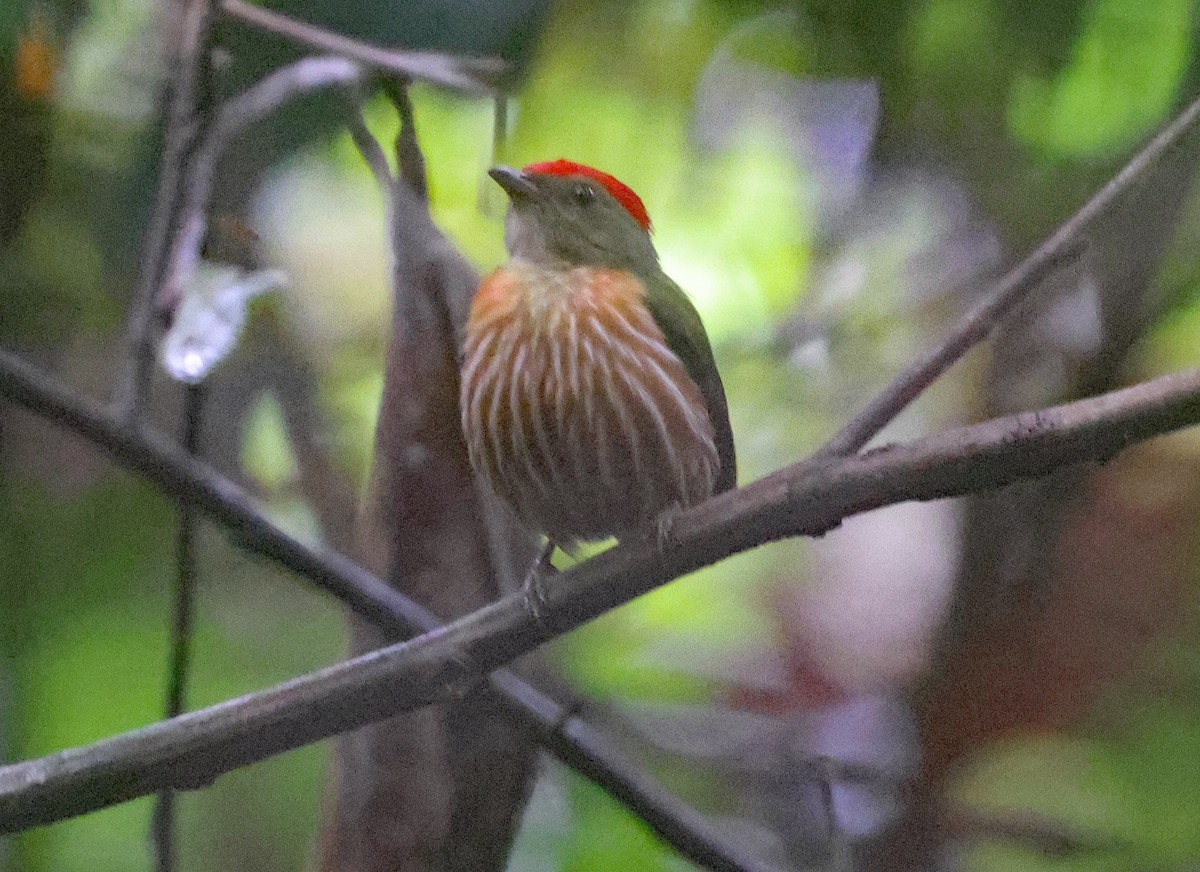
650, 503, 683, 554
522, 539, 558, 633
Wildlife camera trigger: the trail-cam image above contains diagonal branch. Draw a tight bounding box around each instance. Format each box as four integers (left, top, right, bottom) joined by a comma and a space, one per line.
4, 364, 1200, 832
813, 90, 1200, 459
220, 0, 504, 94
0, 347, 779, 872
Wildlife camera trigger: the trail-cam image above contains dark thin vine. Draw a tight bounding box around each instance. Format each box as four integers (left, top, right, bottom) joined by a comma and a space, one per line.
152, 384, 205, 872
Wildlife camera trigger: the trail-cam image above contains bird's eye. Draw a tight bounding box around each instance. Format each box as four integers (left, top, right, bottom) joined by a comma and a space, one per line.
573, 183, 596, 206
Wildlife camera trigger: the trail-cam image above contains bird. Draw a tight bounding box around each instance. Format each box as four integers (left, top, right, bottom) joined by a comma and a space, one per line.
460, 158, 736, 563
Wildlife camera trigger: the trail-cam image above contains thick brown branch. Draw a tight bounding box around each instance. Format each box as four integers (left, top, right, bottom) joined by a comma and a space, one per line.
321, 88, 534, 872
220, 0, 503, 93
4, 365, 1199, 832
0, 347, 776, 872
814, 90, 1200, 459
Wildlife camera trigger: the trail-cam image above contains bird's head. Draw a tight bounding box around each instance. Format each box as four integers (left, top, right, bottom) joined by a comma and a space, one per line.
489, 159, 660, 273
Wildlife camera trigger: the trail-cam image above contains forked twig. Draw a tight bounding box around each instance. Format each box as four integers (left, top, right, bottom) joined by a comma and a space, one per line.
158, 56, 367, 317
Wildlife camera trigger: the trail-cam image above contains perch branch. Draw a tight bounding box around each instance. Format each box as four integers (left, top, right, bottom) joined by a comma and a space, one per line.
4, 362, 1200, 831
0, 347, 779, 872
813, 90, 1200, 459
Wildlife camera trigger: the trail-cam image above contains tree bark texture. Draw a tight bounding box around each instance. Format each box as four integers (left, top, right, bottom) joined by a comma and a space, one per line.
317, 177, 538, 872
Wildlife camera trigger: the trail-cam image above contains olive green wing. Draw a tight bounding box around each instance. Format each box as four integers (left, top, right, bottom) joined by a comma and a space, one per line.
643, 272, 737, 493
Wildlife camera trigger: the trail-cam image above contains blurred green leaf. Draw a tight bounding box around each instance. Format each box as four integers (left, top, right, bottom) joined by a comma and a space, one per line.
242, 392, 299, 492
1007, 0, 1192, 157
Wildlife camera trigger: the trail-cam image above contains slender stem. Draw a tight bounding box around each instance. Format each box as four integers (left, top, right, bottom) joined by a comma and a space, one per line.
384, 79, 428, 200
492, 95, 509, 166
814, 91, 1200, 459
345, 106, 393, 191
152, 385, 205, 872
113, 0, 215, 423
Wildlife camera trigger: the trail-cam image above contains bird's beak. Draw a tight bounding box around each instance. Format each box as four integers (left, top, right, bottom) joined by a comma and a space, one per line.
488, 165, 539, 200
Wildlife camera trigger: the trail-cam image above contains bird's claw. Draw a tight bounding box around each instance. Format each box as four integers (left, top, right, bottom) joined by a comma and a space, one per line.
522, 540, 558, 633
651, 504, 683, 554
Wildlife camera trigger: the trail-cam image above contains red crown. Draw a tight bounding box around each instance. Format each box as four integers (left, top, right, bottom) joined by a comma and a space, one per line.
522, 158, 652, 231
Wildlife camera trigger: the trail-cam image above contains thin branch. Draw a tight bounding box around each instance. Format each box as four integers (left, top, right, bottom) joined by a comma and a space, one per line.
813, 90, 1200, 459
4, 363, 1200, 832
220, 0, 504, 94
113, 0, 216, 423
152, 384, 205, 872
492, 94, 509, 167
384, 79, 429, 201
158, 56, 368, 318
942, 806, 1129, 857
345, 106, 393, 192
0, 347, 777, 872
344, 103, 397, 296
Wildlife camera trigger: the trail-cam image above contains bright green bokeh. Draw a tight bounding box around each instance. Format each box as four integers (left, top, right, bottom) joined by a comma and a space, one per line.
909, 0, 1001, 76
1007, 0, 1190, 156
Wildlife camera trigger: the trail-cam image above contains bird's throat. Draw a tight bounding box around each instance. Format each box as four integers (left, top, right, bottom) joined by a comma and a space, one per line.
495, 260, 654, 338
503, 209, 556, 265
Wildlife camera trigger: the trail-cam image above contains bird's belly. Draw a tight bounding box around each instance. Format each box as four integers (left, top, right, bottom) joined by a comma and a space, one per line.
461, 299, 719, 546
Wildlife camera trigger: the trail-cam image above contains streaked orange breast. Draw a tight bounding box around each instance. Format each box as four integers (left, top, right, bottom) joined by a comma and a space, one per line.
461, 262, 718, 546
